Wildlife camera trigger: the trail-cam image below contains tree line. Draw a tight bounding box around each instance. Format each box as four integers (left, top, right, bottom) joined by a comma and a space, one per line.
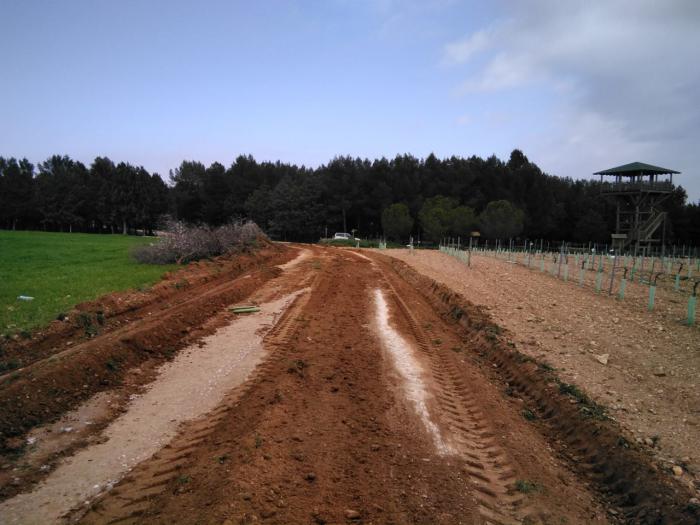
1, 150, 698, 245
0, 155, 168, 234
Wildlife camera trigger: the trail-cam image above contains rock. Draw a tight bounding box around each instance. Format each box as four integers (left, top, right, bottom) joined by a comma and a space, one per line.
240, 492, 252, 501
595, 354, 609, 365
304, 472, 316, 482
653, 367, 666, 377
644, 438, 654, 447
672, 465, 683, 476
344, 509, 361, 520
689, 497, 699, 506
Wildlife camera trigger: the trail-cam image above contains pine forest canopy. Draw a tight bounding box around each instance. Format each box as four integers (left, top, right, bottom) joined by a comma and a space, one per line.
0, 150, 698, 245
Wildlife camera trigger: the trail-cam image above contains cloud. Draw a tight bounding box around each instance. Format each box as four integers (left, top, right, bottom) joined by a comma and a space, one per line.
442, 27, 492, 65
455, 113, 471, 126
444, 0, 700, 198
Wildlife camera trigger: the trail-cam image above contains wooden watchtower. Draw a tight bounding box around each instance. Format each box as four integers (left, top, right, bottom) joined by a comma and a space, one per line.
594, 162, 680, 255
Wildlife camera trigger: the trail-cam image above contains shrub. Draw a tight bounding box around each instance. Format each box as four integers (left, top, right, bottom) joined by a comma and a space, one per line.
133, 220, 268, 264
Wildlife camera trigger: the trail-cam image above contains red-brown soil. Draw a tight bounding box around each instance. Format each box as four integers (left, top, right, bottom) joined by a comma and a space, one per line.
385, 249, 700, 500
0, 244, 294, 452
1, 245, 698, 525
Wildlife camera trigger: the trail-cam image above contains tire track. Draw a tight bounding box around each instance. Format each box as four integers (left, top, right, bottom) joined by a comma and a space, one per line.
69, 274, 320, 525
380, 274, 526, 525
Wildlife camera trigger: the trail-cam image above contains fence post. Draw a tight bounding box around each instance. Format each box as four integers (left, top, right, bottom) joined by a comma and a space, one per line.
595, 271, 603, 293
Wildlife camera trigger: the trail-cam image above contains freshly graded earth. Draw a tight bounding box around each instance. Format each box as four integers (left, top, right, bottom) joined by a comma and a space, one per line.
0, 245, 697, 525
385, 249, 700, 496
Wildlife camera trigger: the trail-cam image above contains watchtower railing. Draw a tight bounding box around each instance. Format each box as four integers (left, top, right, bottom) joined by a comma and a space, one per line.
600, 181, 673, 193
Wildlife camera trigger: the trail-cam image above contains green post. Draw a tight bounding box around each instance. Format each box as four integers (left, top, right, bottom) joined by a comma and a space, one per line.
674, 273, 681, 291
578, 268, 584, 287
688, 295, 697, 326
618, 278, 626, 300
630, 267, 636, 283
540, 258, 545, 272
563, 265, 569, 282
595, 272, 603, 293
648, 285, 656, 311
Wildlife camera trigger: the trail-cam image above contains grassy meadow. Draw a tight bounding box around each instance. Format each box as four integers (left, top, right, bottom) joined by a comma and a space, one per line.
0, 231, 175, 335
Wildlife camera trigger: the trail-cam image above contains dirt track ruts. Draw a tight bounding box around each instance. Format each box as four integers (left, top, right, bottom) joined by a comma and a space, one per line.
2, 245, 698, 525
72, 247, 612, 525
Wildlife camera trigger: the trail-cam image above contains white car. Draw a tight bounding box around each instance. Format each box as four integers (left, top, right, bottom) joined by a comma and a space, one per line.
333, 232, 352, 240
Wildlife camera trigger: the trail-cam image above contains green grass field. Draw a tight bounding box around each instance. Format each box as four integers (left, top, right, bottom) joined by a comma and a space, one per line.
0, 231, 176, 335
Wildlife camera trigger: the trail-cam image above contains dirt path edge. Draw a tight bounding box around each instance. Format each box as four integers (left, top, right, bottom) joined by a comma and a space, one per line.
375, 252, 699, 525
0, 246, 293, 454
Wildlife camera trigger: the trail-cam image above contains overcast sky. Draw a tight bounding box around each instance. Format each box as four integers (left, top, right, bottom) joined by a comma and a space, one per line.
1, 0, 698, 200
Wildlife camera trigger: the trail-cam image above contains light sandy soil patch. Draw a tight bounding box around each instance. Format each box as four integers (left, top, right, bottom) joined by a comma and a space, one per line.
381, 248, 700, 495
276, 247, 311, 271
0, 290, 304, 524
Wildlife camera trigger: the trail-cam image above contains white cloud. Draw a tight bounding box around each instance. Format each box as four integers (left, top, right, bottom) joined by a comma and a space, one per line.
444, 0, 700, 198
442, 27, 492, 65
457, 51, 536, 93
455, 113, 471, 125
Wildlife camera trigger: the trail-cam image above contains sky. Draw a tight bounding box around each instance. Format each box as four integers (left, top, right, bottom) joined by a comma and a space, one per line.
1, 0, 699, 200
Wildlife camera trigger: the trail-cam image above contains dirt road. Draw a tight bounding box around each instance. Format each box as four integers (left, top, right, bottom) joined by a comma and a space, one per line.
1, 245, 697, 524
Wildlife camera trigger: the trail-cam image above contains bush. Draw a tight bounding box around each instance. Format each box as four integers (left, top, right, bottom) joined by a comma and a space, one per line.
133, 220, 268, 264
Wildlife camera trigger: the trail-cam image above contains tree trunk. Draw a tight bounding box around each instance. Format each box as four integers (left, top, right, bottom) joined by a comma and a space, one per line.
122, 219, 127, 235
12, 218, 16, 231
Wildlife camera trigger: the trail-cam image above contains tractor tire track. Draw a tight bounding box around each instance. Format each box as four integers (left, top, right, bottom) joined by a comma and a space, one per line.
72, 269, 320, 525
380, 274, 526, 525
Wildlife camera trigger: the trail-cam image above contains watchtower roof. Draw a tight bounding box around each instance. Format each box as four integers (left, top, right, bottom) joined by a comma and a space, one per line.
594, 162, 680, 176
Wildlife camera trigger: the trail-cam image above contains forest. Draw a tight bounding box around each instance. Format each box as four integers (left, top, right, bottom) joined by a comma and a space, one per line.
1, 150, 698, 245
